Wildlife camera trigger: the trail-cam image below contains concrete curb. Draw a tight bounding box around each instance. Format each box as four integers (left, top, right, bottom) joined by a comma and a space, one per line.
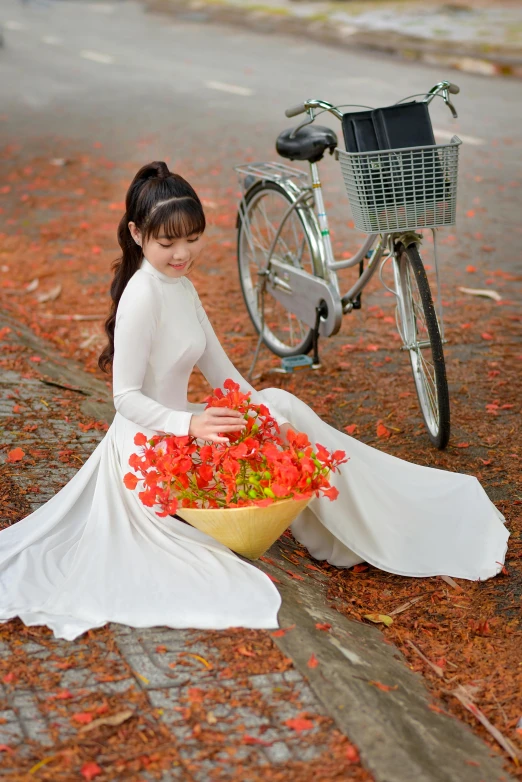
144, 0, 522, 79
2, 311, 514, 781
265, 544, 512, 782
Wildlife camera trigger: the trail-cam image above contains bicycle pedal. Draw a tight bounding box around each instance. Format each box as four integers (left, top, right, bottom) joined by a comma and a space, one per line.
281, 355, 315, 373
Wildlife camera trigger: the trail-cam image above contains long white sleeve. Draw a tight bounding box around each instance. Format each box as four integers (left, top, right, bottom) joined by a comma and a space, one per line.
191, 283, 289, 428
112, 280, 192, 435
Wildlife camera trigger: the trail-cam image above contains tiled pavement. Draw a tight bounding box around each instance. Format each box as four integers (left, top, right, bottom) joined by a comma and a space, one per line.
0, 623, 344, 779
0, 322, 363, 780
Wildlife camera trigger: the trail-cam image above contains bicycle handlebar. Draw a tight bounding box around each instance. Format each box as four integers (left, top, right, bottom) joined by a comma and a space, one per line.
284, 80, 460, 122
285, 103, 307, 118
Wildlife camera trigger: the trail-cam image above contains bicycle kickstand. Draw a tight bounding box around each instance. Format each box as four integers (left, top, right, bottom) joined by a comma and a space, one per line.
312, 303, 326, 369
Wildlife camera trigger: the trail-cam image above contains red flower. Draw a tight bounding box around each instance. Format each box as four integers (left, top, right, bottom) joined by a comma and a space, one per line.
138, 489, 156, 507
322, 486, 340, 501
197, 463, 214, 483
123, 472, 139, 490
124, 380, 346, 514
128, 452, 142, 470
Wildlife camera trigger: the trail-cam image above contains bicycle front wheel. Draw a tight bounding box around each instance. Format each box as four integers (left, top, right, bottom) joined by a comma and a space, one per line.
237, 181, 315, 357
394, 242, 450, 449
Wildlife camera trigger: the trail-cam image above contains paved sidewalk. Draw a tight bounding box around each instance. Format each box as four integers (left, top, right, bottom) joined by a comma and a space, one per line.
145, 0, 522, 78
0, 317, 366, 781
0, 312, 513, 782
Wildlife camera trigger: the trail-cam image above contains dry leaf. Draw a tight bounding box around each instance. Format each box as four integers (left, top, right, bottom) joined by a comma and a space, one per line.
243, 734, 272, 746
285, 716, 314, 731
187, 653, 212, 669
72, 712, 94, 725
364, 613, 394, 627
206, 711, 217, 725
271, 624, 296, 638
346, 744, 360, 763
80, 761, 102, 781
49, 689, 73, 700
78, 709, 133, 734
7, 448, 25, 463
236, 645, 256, 658
79, 334, 99, 350
458, 286, 501, 302
28, 756, 55, 773
307, 654, 319, 668
25, 278, 39, 292
315, 622, 332, 631
389, 595, 426, 616
439, 575, 463, 591
376, 422, 391, 438
37, 284, 62, 303
369, 680, 398, 692
406, 640, 444, 678
451, 685, 520, 763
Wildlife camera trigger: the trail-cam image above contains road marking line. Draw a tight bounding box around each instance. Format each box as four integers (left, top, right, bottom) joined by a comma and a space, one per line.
42, 35, 62, 45
86, 2, 115, 12
205, 80, 253, 97
434, 128, 485, 146
80, 50, 114, 65
5, 21, 25, 31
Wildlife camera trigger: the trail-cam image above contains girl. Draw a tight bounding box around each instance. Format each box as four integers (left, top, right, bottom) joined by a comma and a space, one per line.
0, 162, 508, 641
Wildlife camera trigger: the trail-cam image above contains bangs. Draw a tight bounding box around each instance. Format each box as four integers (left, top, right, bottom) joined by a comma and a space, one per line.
146, 198, 206, 241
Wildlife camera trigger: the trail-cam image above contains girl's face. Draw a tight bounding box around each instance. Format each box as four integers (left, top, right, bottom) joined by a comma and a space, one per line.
128, 222, 203, 279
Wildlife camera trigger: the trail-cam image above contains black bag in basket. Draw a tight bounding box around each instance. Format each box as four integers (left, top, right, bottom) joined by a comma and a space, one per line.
342, 102, 447, 220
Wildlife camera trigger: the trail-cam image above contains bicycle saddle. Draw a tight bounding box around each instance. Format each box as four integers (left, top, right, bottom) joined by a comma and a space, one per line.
276, 125, 338, 164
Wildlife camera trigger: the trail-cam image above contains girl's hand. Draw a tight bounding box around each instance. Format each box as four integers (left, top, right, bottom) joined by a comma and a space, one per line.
279, 422, 295, 444
189, 408, 247, 444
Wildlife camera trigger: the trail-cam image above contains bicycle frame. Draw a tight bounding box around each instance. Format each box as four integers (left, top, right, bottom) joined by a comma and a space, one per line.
236, 162, 398, 337
236, 79, 457, 338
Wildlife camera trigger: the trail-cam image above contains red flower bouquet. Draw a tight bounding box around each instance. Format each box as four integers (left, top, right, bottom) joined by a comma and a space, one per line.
124, 379, 347, 559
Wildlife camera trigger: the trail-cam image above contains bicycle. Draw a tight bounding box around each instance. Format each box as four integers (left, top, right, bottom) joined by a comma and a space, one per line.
234, 80, 462, 450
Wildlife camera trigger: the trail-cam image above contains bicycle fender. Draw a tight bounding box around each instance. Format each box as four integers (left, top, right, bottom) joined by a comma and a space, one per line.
266, 259, 343, 338
394, 231, 423, 249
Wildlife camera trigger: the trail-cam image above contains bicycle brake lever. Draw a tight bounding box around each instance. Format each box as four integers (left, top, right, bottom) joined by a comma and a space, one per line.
447, 100, 458, 119
443, 89, 458, 119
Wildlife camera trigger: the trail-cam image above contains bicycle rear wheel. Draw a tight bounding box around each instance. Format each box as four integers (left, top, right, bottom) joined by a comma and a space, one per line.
237, 181, 315, 357
394, 242, 450, 449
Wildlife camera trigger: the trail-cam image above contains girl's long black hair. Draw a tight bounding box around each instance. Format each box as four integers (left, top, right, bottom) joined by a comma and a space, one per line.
98, 161, 206, 373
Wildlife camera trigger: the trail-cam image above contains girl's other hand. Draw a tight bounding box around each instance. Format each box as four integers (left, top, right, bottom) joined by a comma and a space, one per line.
279, 422, 296, 445
189, 408, 247, 444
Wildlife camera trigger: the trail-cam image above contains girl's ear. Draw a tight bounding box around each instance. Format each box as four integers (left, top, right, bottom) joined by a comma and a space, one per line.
128, 221, 142, 247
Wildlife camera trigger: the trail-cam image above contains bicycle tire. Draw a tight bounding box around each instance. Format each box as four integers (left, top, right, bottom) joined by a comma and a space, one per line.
237, 180, 315, 358
395, 242, 450, 449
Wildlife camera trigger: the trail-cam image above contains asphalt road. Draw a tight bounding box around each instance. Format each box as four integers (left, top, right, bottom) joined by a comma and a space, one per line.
1, 1, 521, 186
1, 0, 521, 402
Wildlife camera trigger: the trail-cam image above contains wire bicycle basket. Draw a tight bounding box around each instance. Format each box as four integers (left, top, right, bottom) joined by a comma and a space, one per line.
336, 136, 461, 234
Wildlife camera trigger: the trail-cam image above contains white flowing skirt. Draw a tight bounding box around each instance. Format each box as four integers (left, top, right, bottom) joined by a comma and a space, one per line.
0, 390, 508, 640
